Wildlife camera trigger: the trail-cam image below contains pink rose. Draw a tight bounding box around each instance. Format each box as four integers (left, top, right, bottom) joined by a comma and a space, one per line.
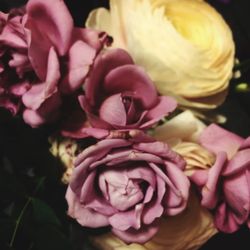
191, 124, 250, 233
0, 8, 31, 115
22, 0, 109, 127
76, 48, 176, 136
66, 135, 190, 244
1, 0, 109, 127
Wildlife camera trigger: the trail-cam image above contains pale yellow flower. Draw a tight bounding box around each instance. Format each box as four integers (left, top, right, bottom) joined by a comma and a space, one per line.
91, 192, 217, 250
153, 110, 215, 175
153, 110, 206, 145
49, 137, 78, 184
86, 0, 235, 109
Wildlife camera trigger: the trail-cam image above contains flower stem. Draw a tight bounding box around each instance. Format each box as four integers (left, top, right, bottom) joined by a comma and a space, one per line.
9, 177, 46, 247
9, 197, 32, 247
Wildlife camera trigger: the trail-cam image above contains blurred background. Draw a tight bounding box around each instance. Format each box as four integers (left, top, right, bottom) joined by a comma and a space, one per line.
0, 0, 250, 249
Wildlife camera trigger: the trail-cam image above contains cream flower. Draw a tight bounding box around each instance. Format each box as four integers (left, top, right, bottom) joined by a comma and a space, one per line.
86, 0, 235, 109
153, 110, 215, 175
49, 137, 78, 184
91, 192, 217, 250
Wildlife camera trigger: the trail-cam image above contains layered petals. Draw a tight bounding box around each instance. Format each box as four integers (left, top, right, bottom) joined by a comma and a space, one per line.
66, 137, 190, 244
79, 48, 177, 136
191, 124, 250, 233
86, 0, 235, 109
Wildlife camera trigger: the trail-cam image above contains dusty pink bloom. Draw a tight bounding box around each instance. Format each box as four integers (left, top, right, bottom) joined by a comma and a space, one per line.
1, 0, 109, 127
75, 48, 176, 137
0, 8, 31, 115
191, 124, 250, 233
22, 0, 109, 127
66, 136, 190, 244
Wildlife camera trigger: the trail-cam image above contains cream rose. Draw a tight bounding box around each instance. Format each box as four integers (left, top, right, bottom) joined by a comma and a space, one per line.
91, 192, 217, 250
86, 0, 235, 109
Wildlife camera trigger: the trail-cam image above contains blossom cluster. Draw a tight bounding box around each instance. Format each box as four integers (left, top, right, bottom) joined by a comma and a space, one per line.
1, 0, 249, 249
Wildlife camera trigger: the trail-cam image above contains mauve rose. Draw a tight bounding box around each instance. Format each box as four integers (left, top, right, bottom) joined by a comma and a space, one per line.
77, 48, 177, 135
66, 135, 190, 244
21, 0, 109, 127
191, 124, 250, 233
1, 0, 108, 127
0, 8, 31, 115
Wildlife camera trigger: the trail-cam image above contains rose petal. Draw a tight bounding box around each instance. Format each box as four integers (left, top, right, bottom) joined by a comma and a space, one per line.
164, 162, 190, 216
223, 148, 250, 176
26, 0, 73, 55
134, 141, 185, 169
104, 65, 157, 109
66, 187, 109, 227
201, 152, 227, 209
99, 93, 127, 126
60, 40, 96, 93
22, 47, 60, 110
112, 221, 159, 244
140, 96, 177, 129
214, 203, 240, 233
109, 204, 144, 231
223, 173, 250, 223
142, 175, 165, 224
85, 49, 134, 106
200, 124, 244, 159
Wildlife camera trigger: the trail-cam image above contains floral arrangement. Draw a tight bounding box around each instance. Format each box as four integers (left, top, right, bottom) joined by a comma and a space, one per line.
0, 0, 249, 250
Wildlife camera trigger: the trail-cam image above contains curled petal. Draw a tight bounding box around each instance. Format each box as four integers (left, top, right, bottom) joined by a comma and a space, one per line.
200, 124, 244, 159
140, 96, 177, 129
201, 152, 227, 209
22, 47, 60, 110
66, 187, 109, 228
85, 48, 134, 106
112, 221, 159, 244
104, 65, 157, 108
60, 40, 96, 93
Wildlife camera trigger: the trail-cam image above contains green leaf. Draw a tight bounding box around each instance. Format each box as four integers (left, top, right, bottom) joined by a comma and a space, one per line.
31, 198, 61, 227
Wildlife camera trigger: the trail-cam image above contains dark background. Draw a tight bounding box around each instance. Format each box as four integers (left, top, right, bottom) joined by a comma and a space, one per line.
0, 0, 250, 249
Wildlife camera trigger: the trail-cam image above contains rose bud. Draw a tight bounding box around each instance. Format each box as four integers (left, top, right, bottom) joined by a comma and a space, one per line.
66, 137, 190, 244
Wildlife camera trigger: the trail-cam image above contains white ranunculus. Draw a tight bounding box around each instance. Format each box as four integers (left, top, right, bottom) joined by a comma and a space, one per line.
86, 0, 235, 109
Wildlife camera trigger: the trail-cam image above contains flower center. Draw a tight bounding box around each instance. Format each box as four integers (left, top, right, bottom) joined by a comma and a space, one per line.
99, 168, 144, 211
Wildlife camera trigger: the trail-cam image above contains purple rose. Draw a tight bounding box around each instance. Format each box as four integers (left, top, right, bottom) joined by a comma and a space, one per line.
21, 0, 109, 127
66, 135, 190, 244
191, 124, 250, 233
1, 0, 109, 127
78, 48, 177, 134
0, 8, 31, 115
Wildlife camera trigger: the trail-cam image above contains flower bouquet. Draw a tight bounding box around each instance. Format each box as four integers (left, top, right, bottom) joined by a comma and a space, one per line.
0, 0, 250, 250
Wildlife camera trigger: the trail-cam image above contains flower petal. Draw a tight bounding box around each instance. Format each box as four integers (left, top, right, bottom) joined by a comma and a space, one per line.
99, 93, 127, 126
85, 48, 134, 106
200, 124, 244, 159
66, 187, 109, 228
112, 221, 159, 244
140, 96, 177, 129
104, 65, 157, 109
